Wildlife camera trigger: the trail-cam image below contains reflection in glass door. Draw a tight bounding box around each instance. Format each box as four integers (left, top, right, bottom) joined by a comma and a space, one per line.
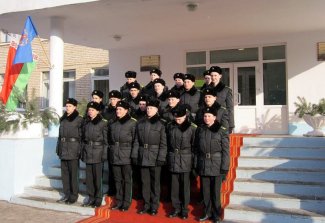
237, 67, 256, 106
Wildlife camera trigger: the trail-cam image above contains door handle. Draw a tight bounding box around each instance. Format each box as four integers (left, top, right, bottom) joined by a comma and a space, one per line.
238, 93, 241, 105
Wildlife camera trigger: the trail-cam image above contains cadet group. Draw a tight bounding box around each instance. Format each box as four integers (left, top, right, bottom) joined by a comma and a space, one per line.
56, 66, 233, 223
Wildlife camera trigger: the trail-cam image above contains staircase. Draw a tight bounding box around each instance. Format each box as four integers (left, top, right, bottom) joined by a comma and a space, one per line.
10, 163, 109, 216
224, 136, 325, 223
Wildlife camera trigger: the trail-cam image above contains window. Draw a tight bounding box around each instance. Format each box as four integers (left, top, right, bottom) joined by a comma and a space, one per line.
41, 70, 76, 108
0, 73, 4, 91
210, 47, 258, 63
263, 45, 286, 105
92, 68, 109, 104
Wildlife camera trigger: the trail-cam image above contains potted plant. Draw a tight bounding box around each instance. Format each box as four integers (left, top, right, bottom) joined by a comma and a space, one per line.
0, 89, 59, 138
294, 96, 325, 137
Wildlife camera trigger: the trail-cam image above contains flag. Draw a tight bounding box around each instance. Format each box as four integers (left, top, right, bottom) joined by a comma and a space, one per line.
13, 16, 38, 64
0, 16, 38, 111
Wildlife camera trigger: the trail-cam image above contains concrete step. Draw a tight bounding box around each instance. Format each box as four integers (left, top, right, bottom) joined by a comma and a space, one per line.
230, 191, 325, 215
236, 167, 325, 183
234, 178, 325, 197
224, 204, 325, 223
24, 185, 88, 204
240, 146, 325, 159
35, 175, 108, 192
242, 137, 325, 148
10, 195, 95, 216
238, 157, 325, 171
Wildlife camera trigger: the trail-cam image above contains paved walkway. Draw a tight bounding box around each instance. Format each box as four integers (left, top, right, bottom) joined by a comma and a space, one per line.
0, 201, 86, 223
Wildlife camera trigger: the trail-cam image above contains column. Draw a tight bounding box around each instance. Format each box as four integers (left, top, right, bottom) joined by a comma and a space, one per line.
48, 16, 64, 137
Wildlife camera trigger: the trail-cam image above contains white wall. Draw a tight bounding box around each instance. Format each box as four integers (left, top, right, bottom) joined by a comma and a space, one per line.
110, 30, 325, 135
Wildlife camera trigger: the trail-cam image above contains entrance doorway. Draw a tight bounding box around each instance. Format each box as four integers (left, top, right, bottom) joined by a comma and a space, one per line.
220, 62, 288, 134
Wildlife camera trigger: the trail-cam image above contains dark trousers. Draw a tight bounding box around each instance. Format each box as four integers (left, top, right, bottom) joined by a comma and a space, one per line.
132, 165, 142, 199
171, 172, 190, 214
112, 164, 133, 208
140, 166, 161, 211
86, 163, 103, 204
107, 163, 116, 195
201, 175, 222, 219
61, 159, 79, 202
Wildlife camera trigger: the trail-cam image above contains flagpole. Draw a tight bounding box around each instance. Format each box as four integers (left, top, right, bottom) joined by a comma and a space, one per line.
37, 35, 52, 69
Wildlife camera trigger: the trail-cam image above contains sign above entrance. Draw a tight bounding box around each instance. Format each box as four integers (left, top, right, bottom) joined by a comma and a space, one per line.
140, 55, 160, 71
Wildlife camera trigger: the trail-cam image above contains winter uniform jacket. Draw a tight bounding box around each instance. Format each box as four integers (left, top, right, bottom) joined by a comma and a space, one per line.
160, 103, 180, 123
195, 122, 229, 176
195, 101, 229, 128
180, 86, 201, 114
56, 110, 84, 160
120, 82, 130, 99
81, 115, 108, 164
141, 81, 155, 97
108, 114, 138, 165
124, 95, 140, 114
132, 114, 167, 167
166, 120, 197, 173
211, 82, 234, 130
170, 85, 185, 95
102, 104, 117, 124
153, 90, 169, 112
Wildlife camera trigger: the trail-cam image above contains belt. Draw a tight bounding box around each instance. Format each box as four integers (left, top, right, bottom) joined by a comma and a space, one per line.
203, 152, 221, 159
110, 142, 130, 146
140, 144, 159, 149
173, 148, 191, 154
60, 137, 78, 142
85, 141, 103, 146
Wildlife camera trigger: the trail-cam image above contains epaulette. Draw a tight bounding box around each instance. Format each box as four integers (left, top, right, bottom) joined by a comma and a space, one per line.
102, 118, 108, 122
191, 123, 197, 128
160, 118, 167, 123
79, 115, 83, 118
221, 106, 226, 110
131, 117, 138, 122
221, 126, 227, 131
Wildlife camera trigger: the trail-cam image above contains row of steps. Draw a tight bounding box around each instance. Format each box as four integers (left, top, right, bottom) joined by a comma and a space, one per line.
224, 137, 325, 223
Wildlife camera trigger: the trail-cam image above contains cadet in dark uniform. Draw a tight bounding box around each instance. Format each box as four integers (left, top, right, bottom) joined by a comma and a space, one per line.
195, 87, 228, 128
195, 106, 230, 223
109, 101, 138, 211
170, 73, 185, 95
141, 68, 162, 96
167, 105, 197, 220
124, 82, 141, 114
200, 70, 212, 92
160, 90, 181, 123
102, 90, 122, 196
120, 71, 138, 99
91, 90, 106, 113
209, 66, 234, 133
153, 78, 169, 111
131, 94, 147, 121
102, 90, 122, 123
81, 102, 108, 208
132, 99, 167, 216
180, 74, 201, 119
56, 98, 83, 205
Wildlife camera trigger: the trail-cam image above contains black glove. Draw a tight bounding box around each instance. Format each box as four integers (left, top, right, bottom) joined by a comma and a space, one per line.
132, 158, 138, 165
220, 169, 229, 182
156, 160, 165, 166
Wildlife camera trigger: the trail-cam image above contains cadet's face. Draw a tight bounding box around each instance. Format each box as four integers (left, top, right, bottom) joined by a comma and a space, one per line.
174, 78, 184, 87
150, 73, 160, 81
168, 97, 180, 107
174, 115, 186, 125
205, 95, 216, 107
92, 95, 102, 103
110, 98, 120, 107
154, 83, 164, 94
204, 113, 216, 126
65, 104, 76, 115
116, 107, 128, 118
126, 78, 136, 84
204, 75, 212, 84
210, 72, 222, 84
184, 80, 194, 90
147, 106, 158, 118
88, 108, 99, 119
139, 101, 147, 111
129, 88, 139, 98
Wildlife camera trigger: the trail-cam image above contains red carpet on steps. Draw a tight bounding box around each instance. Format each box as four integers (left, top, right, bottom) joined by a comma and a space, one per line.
76, 134, 251, 223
